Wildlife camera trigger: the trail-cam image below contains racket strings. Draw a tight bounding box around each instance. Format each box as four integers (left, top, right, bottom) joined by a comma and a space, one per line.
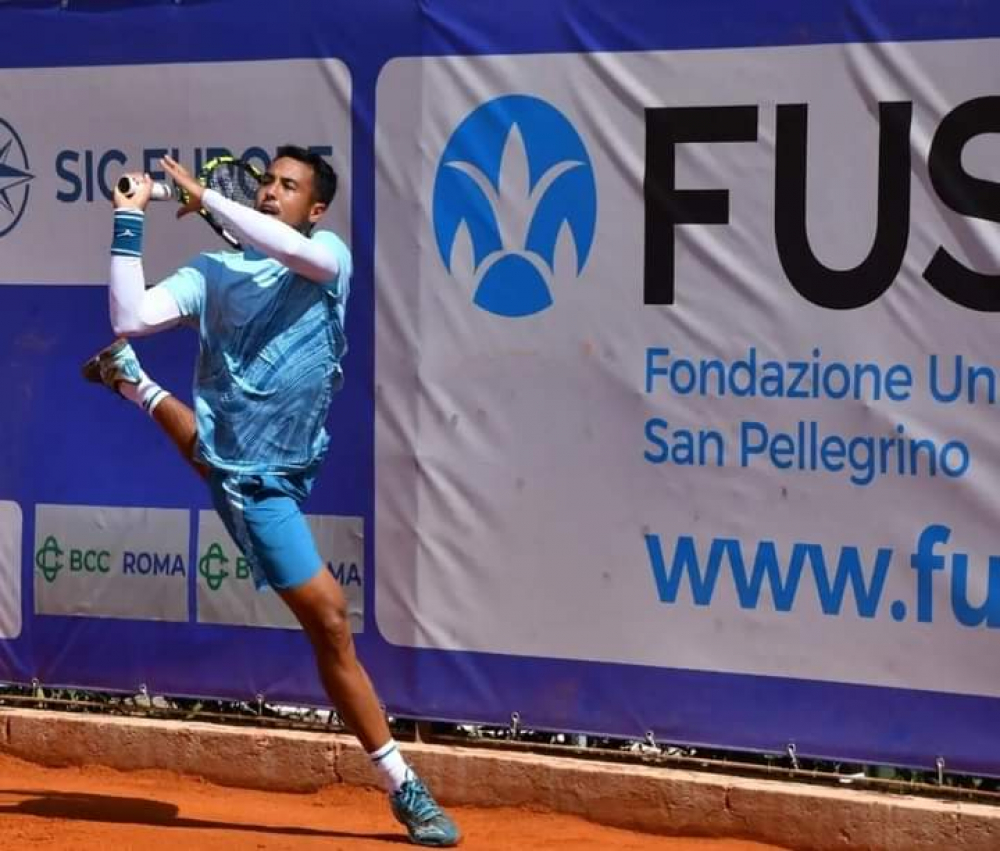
205, 163, 260, 207
198, 159, 264, 249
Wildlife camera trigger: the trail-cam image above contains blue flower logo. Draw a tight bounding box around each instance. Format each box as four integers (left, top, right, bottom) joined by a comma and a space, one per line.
433, 95, 597, 318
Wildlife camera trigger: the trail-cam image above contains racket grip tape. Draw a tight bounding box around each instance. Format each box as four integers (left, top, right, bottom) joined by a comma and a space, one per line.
116, 175, 175, 201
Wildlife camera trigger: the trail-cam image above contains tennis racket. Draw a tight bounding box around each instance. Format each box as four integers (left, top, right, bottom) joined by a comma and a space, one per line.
117, 156, 264, 250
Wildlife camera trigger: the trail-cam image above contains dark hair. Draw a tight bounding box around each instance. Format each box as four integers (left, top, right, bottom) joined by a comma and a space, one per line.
274, 144, 338, 205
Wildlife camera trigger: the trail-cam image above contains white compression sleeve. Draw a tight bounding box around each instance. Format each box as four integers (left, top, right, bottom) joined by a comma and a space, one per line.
109, 255, 184, 336
201, 189, 340, 283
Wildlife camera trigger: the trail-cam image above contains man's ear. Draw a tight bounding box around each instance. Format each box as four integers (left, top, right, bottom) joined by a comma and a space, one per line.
309, 202, 328, 224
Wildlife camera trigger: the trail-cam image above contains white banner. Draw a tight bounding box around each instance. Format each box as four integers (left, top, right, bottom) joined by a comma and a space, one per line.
374, 40, 1000, 697
34, 504, 189, 622
0, 501, 22, 639
0, 59, 352, 285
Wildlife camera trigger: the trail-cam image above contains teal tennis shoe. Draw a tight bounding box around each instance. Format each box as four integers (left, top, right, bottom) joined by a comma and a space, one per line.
81, 338, 142, 391
390, 775, 461, 847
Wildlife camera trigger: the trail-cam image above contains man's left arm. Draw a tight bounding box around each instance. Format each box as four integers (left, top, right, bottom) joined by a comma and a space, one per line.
159, 153, 340, 284
200, 189, 341, 283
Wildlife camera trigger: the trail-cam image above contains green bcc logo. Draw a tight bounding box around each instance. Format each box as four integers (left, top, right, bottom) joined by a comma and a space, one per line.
198, 542, 230, 591
199, 542, 254, 590
34, 536, 112, 581
34, 535, 64, 583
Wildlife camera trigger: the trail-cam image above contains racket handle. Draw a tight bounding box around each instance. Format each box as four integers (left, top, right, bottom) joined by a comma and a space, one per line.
116, 175, 176, 202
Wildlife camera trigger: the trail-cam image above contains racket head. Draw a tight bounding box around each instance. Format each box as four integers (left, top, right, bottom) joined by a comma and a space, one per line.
187, 156, 264, 249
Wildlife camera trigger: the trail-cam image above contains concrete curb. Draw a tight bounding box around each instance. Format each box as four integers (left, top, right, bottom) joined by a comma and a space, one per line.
0, 709, 996, 850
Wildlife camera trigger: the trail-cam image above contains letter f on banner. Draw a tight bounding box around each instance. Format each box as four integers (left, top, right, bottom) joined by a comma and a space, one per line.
643, 106, 758, 305
910, 524, 950, 624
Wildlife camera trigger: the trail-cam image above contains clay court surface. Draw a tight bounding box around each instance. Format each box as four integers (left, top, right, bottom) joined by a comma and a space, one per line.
0, 753, 791, 850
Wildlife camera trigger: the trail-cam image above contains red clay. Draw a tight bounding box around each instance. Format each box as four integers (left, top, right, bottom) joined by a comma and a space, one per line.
0, 753, 791, 850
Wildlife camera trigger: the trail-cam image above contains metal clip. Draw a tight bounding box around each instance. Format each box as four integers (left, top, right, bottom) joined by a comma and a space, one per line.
786, 742, 800, 770
139, 683, 152, 711
509, 711, 521, 740
641, 730, 662, 755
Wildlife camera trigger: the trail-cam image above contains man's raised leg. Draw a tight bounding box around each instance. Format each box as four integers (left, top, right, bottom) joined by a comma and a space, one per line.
82, 338, 206, 476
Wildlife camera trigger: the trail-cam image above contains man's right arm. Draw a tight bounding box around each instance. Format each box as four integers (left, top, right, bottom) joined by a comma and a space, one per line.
108, 193, 187, 336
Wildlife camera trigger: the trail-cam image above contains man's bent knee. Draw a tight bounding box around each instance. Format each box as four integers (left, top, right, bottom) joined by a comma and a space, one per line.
308, 606, 353, 654
279, 567, 353, 651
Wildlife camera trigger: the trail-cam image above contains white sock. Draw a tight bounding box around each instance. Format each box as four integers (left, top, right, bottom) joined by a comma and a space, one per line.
118, 371, 170, 415
369, 739, 414, 793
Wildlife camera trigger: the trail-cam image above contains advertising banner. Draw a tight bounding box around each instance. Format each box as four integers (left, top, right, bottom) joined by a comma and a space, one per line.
1, 0, 998, 776
375, 40, 1000, 699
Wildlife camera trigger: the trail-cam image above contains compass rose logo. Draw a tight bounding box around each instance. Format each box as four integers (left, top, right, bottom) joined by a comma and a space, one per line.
0, 117, 34, 239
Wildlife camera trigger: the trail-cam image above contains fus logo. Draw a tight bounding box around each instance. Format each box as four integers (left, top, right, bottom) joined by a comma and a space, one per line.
433, 95, 597, 318
0, 117, 34, 239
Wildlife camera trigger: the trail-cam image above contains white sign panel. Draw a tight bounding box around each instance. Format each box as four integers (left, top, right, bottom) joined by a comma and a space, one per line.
374, 41, 1000, 697
0, 501, 22, 639
0, 59, 352, 284
34, 504, 189, 622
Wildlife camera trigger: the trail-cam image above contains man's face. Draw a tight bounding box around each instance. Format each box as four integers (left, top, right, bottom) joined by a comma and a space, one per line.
256, 157, 327, 229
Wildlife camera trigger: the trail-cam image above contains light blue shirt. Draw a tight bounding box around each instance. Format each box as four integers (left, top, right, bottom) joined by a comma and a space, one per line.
163, 230, 352, 474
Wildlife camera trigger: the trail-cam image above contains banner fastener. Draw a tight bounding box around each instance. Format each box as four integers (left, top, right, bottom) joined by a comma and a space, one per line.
786, 742, 800, 770
509, 711, 521, 741
644, 730, 662, 755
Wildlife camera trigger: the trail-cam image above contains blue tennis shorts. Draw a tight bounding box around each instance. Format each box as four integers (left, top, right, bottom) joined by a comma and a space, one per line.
208, 467, 323, 591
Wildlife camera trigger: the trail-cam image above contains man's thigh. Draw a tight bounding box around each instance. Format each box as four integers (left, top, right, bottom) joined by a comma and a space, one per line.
208, 472, 324, 591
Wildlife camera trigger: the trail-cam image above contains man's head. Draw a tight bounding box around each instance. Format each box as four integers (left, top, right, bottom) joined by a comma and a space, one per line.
256, 145, 338, 231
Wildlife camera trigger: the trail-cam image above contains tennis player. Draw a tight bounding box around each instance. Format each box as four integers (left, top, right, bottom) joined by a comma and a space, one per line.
82, 146, 460, 848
